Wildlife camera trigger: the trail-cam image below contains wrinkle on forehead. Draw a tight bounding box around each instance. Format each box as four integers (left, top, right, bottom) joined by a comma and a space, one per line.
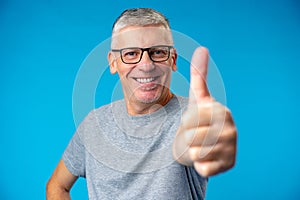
111, 25, 174, 49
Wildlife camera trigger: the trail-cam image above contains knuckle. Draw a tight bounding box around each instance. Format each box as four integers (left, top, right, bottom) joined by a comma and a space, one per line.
221, 126, 237, 142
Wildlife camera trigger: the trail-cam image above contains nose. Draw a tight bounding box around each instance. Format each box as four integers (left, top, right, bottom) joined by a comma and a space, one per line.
138, 51, 155, 72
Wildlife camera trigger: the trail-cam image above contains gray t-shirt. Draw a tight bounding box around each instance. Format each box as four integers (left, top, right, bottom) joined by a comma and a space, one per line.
63, 96, 207, 199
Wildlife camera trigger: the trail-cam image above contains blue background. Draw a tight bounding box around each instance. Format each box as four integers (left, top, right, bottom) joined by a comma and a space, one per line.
1, 0, 300, 199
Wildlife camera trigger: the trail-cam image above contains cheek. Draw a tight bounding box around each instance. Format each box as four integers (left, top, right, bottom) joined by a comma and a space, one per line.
164, 59, 176, 71
160, 65, 173, 81
118, 70, 130, 80
164, 62, 174, 73
116, 61, 132, 79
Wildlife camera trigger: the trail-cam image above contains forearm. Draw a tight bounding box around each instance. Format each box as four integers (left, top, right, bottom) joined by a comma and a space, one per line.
47, 159, 78, 199
46, 180, 71, 200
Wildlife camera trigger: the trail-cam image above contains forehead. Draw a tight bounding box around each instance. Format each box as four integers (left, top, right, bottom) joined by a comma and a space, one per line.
111, 25, 173, 48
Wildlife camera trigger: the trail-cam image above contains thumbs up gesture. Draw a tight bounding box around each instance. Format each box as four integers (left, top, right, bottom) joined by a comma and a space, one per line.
173, 47, 237, 177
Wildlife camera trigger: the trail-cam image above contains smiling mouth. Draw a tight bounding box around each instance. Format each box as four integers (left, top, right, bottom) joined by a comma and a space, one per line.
134, 77, 158, 84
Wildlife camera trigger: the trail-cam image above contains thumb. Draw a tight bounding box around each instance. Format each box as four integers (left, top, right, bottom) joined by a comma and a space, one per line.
189, 47, 211, 104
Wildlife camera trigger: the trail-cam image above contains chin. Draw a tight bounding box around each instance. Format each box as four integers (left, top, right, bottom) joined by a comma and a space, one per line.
136, 95, 160, 104
135, 92, 161, 104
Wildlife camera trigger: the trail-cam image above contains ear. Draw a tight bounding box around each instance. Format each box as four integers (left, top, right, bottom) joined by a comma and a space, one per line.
108, 51, 118, 74
171, 48, 178, 71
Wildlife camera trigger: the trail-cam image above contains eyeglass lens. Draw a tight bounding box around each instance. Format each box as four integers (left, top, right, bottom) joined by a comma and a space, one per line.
121, 46, 170, 64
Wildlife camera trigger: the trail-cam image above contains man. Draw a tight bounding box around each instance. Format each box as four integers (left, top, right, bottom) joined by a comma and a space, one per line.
46, 8, 237, 199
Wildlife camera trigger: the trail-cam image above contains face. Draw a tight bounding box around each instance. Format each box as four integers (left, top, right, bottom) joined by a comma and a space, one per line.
108, 25, 177, 114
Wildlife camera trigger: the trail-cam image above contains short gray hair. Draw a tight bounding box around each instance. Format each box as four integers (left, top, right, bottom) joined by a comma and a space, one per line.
112, 8, 170, 33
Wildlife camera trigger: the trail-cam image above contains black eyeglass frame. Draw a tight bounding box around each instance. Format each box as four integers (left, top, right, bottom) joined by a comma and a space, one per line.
111, 45, 174, 64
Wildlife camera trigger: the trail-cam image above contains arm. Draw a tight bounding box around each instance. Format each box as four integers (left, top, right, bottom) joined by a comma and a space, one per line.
173, 47, 237, 177
46, 159, 78, 200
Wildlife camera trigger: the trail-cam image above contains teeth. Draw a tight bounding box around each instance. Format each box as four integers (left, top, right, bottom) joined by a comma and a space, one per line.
136, 77, 155, 83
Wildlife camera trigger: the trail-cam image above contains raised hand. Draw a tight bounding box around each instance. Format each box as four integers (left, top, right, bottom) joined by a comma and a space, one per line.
173, 47, 237, 177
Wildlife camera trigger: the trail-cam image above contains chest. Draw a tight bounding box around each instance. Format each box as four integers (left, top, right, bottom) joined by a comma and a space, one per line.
85, 155, 192, 199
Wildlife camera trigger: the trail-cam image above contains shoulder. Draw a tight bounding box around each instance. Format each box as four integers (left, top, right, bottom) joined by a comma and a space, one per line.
174, 95, 189, 106
167, 95, 189, 114
87, 99, 125, 120
76, 100, 125, 131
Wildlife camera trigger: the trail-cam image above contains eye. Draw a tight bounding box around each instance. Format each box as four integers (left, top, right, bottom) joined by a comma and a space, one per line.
150, 48, 168, 57
125, 51, 136, 56
122, 49, 140, 60
154, 50, 163, 55
124, 51, 137, 57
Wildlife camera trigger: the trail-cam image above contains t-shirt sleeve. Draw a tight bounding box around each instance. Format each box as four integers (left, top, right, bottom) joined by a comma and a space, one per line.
62, 131, 86, 177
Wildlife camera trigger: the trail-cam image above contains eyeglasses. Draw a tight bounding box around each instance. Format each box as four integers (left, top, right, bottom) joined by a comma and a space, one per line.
111, 45, 174, 64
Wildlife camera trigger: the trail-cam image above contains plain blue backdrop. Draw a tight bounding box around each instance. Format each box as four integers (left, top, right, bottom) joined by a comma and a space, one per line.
1, 0, 300, 199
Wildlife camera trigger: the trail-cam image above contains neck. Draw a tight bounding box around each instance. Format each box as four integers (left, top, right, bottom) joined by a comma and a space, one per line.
126, 91, 174, 116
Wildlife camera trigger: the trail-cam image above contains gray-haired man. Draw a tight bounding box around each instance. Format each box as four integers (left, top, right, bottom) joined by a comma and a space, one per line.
47, 8, 237, 200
